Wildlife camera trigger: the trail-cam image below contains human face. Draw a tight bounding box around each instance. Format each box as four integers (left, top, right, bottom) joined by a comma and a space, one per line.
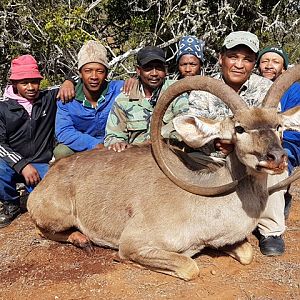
259, 52, 285, 81
136, 60, 166, 95
178, 54, 202, 78
13, 79, 41, 101
219, 46, 256, 92
80, 62, 107, 92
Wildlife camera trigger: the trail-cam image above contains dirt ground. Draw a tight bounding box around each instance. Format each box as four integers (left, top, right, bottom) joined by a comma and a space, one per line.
1, 183, 300, 300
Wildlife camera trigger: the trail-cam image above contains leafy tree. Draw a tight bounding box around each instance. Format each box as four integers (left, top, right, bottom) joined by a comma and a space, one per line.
0, 0, 299, 93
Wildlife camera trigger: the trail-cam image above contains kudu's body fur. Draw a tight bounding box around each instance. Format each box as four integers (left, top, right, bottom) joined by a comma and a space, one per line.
28, 65, 300, 280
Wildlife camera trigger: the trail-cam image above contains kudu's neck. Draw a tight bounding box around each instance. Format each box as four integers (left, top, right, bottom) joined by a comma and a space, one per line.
228, 152, 269, 218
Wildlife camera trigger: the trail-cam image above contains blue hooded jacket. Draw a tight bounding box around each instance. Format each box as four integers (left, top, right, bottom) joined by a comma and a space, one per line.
55, 79, 123, 151
281, 82, 300, 173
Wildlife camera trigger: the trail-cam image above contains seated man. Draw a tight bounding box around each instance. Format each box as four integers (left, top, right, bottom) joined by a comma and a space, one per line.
257, 46, 300, 174
187, 31, 287, 257
104, 46, 188, 152
0, 55, 62, 228
176, 35, 205, 79
257, 46, 300, 218
54, 40, 124, 159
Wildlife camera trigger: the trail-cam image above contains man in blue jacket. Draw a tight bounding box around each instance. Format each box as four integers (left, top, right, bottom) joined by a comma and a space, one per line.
258, 46, 300, 175
257, 46, 300, 251
54, 40, 123, 159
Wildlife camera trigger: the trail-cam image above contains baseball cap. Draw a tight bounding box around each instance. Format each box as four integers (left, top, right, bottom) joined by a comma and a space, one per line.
223, 31, 259, 53
257, 46, 289, 69
137, 46, 166, 66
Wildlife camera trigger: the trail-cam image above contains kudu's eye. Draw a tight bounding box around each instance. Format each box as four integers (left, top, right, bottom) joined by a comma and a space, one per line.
235, 126, 245, 134
276, 124, 282, 131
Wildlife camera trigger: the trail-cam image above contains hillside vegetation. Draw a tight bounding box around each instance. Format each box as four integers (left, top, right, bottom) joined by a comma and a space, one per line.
0, 0, 299, 90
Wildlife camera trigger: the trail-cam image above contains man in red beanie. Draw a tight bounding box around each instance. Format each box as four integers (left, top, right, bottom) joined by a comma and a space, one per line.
0, 54, 69, 228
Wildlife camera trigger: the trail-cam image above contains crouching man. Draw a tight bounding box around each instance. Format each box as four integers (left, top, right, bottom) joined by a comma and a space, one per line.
0, 55, 65, 228
104, 46, 188, 152
54, 40, 124, 159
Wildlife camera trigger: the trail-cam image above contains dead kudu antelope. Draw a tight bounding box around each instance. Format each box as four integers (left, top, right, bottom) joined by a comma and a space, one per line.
28, 65, 300, 280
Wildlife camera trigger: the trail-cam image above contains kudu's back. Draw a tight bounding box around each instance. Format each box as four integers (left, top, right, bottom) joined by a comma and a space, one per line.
28, 66, 300, 280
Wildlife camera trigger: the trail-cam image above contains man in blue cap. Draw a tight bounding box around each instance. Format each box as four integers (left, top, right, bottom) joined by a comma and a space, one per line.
176, 36, 205, 78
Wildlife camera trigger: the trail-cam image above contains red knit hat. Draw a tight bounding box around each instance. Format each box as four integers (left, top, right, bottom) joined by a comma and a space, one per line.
9, 55, 43, 80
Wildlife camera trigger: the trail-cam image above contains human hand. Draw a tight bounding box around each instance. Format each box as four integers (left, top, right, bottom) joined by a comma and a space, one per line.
21, 164, 41, 186
108, 142, 131, 152
122, 77, 138, 95
94, 144, 105, 150
57, 80, 75, 103
215, 139, 234, 155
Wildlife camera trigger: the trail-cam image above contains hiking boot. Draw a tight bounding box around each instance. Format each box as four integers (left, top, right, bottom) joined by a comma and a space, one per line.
259, 235, 285, 256
0, 201, 21, 228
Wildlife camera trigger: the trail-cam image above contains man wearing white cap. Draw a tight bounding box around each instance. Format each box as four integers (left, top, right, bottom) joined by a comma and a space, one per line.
187, 31, 287, 256
189, 31, 272, 117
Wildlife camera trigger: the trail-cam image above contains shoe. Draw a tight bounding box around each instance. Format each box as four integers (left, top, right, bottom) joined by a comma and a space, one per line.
0, 201, 21, 228
259, 235, 285, 256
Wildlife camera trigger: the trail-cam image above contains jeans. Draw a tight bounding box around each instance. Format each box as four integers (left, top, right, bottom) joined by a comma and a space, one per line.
53, 144, 75, 160
0, 158, 49, 203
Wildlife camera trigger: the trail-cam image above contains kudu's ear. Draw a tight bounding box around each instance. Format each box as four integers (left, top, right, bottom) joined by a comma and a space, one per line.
280, 106, 300, 132
173, 114, 224, 148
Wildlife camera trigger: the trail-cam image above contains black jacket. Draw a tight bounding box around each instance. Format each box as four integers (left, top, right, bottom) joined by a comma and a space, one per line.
0, 88, 58, 173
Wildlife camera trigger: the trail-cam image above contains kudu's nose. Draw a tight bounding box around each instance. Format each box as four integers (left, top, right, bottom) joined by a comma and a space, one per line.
266, 148, 287, 166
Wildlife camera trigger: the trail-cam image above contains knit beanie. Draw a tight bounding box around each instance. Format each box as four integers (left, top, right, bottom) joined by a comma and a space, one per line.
257, 46, 289, 69
9, 55, 43, 80
78, 40, 109, 70
176, 36, 205, 63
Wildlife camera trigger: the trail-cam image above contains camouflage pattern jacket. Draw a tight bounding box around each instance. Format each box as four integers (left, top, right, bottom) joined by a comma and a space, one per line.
104, 79, 188, 146
187, 72, 273, 158
188, 73, 273, 120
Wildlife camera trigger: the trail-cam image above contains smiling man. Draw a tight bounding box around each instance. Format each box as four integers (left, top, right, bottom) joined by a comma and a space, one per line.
257, 46, 289, 81
104, 46, 188, 152
257, 46, 300, 221
187, 31, 288, 257
257, 46, 300, 174
54, 40, 124, 159
189, 31, 272, 118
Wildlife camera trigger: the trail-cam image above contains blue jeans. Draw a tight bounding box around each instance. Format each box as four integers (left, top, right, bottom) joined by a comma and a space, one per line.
0, 158, 49, 203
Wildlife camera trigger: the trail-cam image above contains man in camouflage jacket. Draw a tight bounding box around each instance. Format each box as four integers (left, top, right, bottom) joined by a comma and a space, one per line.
104, 46, 188, 152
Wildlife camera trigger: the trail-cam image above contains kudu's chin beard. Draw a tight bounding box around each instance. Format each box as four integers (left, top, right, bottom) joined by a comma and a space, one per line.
256, 160, 288, 175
